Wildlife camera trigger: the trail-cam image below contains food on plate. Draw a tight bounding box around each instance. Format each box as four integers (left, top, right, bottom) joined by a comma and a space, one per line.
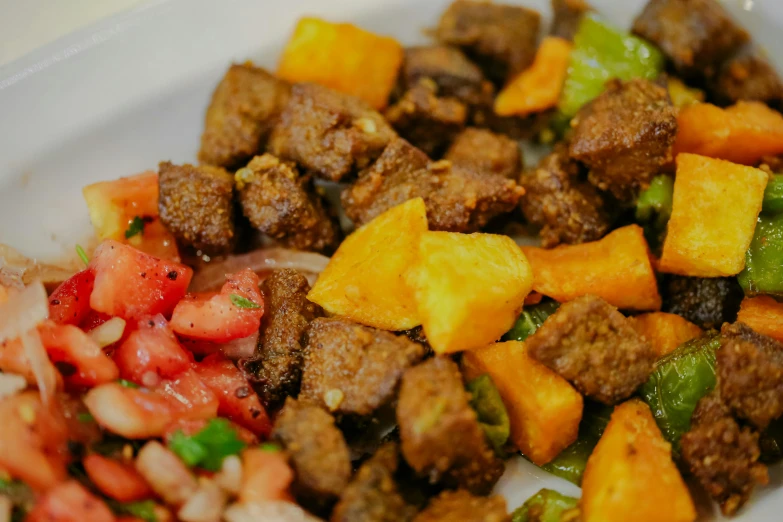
4, 0, 783, 520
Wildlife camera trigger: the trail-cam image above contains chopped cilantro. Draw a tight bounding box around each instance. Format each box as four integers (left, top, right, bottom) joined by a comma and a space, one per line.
124, 216, 146, 239
168, 418, 246, 471
259, 442, 281, 452
169, 431, 208, 467
108, 500, 158, 522
229, 293, 262, 309
75, 244, 89, 266
77, 412, 94, 423
117, 379, 139, 389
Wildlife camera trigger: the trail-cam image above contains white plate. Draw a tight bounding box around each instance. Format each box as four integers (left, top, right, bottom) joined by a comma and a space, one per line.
0, 0, 781, 519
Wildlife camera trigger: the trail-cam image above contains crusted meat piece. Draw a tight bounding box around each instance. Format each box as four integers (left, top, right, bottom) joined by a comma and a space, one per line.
520, 144, 611, 247
199, 63, 291, 169
342, 138, 523, 232
435, 0, 541, 83
681, 392, 769, 516
331, 443, 416, 522
718, 323, 783, 430
272, 398, 352, 510
268, 83, 396, 182
413, 490, 509, 522
300, 318, 425, 417
385, 79, 467, 157
236, 154, 339, 253
711, 46, 783, 105
444, 127, 521, 179
526, 295, 656, 404
632, 0, 749, 79
158, 161, 237, 255
240, 269, 323, 410
661, 275, 744, 329
397, 357, 504, 495
569, 78, 678, 201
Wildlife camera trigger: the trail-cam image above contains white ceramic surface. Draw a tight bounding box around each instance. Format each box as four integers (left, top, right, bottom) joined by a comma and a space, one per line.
0, 0, 780, 519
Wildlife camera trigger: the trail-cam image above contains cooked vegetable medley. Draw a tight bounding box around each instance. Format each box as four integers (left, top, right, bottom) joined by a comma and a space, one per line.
2, 1, 783, 521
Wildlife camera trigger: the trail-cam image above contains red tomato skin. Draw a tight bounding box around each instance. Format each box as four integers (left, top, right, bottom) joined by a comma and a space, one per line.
194, 354, 271, 437
83, 454, 153, 502
155, 369, 219, 421
38, 322, 119, 387
170, 269, 263, 343
80, 310, 112, 332
89, 240, 192, 322
26, 481, 116, 522
49, 270, 95, 325
113, 315, 191, 385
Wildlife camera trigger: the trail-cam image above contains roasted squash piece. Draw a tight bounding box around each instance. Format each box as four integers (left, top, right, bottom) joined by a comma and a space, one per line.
581, 399, 696, 522
462, 341, 583, 465
737, 295, 783, 343
629, 312, 702, 358
410, 232, 533, 353
308, 198, 427, 330
277, 17, 403, 110
660, 154, 766, 277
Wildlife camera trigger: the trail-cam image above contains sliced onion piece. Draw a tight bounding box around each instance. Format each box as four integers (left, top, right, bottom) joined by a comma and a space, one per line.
190, 249, 329, 292
20, 328, 57, 405
0, 281, 49, 343
214, 455, 242, 496
87, 317, 126, 348
0, 373, 28, 401
178, 479, 226, 522
136, 441, 198, 506
223, 501, 322, 522
0, 244, 75, 290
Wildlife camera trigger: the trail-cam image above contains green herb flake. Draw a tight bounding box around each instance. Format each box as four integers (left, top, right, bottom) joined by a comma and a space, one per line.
259, 442, 281, 452
168, 418, 246, 471
77, 412, 95, 423
229, 293, 262, 309
108, 499, 159, 522
75, 244, 90, 266
117, 379, 140, 389
124, 216, 146, 239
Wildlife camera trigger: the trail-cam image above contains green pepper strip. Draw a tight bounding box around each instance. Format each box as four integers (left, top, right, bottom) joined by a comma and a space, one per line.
466, 374, 511, 455
511, 488, 579, 522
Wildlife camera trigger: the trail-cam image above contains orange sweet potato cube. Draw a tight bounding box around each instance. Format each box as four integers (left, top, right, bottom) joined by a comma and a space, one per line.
629, 312, 702, 357
737, 296, 783, 343
278, 17, 403, 110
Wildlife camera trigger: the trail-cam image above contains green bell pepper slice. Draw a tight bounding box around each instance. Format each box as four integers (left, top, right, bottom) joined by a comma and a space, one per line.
635, 175, 674, 253
511, 488, 579, 522
503, 301, 560, 342
762, 174, 783, 215
466, 374, 511, 455
738, 213, 783, 297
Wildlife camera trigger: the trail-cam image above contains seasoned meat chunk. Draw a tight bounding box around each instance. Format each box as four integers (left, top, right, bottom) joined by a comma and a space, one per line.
402, 46, 494, 107
520, 144, 611, 247
632, 0, 748, 79
158, 161, 236, 254
331, 443, 416, 522
435, 0, 541, 84
300, 318, 425, 417
444, 128, 521, 179
240, 269, 323, 410
272, 398, 352, 509
342, 138, 524, 232
236, 154, 339, 252
526, 295, 656, 404
569, 79, 678, 201
551, 0, 592, 41
718, 323, 783, 430
661, 275, 743, 329
397, 357, 504, 495
268, 83, 396, 182
711, 47, 783, 104
199, 63, 291, 169
413, 490, 509, 522
681, 392, 769, 516
386, 79, 467, 157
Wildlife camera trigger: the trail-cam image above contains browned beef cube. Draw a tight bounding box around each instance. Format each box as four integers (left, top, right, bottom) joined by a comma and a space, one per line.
520, 144, 611, 247
272, 398, 352, 509
402, 46, 495, 107
551, 0, 592, 41
526, 295, 656, 404
632, 0, 748, 79
661, 275, 743, 329
331, 443, 416, 522
397, 357, 504, 495
470, 107, 551, 141
268, 83, 396, 182
386, 79, 468, 157
681, 392, 769, 516
158, 161, 236, 255
342, 138, 524, 232
300, 318, 425, 417
435, 0, 541, 84
413, 490, 509, 522
199, 63, 291, 169
569, 79, 678, 201
239, 269, 323, 410
711, 47, 783, 104
718, 323, 783, 430
236, 154, 339, 253
444, 128, 521, 179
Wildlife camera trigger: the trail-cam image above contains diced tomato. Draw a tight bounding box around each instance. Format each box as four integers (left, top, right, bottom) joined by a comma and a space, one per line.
171, 269, 263, 343
155, 369, 219, 421
162, 418, 258, 445
26, 481, 116, 522
239, 448, 294, 504
83, 454, 153, 502
89, 240, 192, 322
80, 310, 112, 332
0, 391, 70, 490
194, 354, 271, 437
84, 383, 175, 439
113, 315, 191, 386
49, 270, 95, 325
38, 322, 119, 388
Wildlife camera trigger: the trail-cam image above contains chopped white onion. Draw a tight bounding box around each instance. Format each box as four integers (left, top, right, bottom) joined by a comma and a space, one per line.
136, 441, 198, 506
0, 373, 28, 400
220, 331, 259, 360
178, 479, 226, 522
214, 455, 243, 496
20, 328, 56, 405
0, 244, 75, 289
87, 317, 126, 348
223, 501, 322, 522
189, 248, 329, 292
0, 495, 11, 522
0, 281, 49, 343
